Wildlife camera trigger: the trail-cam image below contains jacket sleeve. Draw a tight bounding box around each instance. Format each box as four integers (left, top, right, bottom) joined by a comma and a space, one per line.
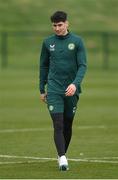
72, 38, 87, 88
39, 41, 50, 94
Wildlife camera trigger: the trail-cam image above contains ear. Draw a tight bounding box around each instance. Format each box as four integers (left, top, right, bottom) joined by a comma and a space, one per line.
66, 21, 69, 28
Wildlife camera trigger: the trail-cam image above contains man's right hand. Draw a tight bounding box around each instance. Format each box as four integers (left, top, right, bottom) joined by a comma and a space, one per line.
40, 93, 47, 103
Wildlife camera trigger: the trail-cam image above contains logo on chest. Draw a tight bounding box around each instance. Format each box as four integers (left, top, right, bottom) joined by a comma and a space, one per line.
49, 44, 55, 51
68, 43, 75, 50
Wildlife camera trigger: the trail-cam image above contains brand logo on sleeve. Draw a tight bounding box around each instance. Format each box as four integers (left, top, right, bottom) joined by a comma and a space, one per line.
68, 43, 75, 50
49, 44, 55, 51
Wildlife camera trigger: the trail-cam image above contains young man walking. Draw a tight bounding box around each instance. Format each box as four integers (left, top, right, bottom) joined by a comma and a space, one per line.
39, 11, 87, 171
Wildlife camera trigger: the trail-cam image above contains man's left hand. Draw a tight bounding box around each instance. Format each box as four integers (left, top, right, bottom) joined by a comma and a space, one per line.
65, 84, 76, 96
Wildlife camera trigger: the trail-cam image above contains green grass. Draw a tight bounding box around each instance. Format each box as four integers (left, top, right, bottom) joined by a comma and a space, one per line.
0, 162, 118, 179
0, 68, 118, 178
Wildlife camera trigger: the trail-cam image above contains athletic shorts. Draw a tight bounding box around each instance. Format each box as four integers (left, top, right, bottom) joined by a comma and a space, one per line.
47, 93, 79, 114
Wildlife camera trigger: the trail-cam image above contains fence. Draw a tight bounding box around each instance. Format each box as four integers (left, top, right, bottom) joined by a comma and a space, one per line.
0, 31, 118, 70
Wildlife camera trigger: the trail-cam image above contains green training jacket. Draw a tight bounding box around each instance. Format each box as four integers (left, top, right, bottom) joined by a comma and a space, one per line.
39, 32, 87, 95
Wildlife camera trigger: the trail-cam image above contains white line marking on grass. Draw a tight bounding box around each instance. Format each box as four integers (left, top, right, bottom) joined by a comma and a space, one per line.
0, 125, 108, 133
84, 157, 118, 160
0, 154, 56, 161
77, 125, 107, 129
0, 160, 45, 165
0, 154, 118, 164
0, 128, 52, 133
69, 158, 118, 164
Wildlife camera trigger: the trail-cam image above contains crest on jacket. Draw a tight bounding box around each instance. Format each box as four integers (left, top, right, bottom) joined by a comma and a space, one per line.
68, 43, 75, 50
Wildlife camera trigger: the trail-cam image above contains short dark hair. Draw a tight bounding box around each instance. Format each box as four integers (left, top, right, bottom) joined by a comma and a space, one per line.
50, 11, 67, 23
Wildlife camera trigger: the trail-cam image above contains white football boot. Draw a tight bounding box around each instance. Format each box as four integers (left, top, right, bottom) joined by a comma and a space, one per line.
58, 155, 69, 171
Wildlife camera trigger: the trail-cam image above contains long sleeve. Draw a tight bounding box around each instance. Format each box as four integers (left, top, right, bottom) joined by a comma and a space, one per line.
72, 38, 87, 88
39, 41, 50, 94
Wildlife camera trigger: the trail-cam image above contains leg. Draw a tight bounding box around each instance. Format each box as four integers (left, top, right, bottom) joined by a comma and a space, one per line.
47, 93, 70, 170
47, 93, 65, 156
50, 113, 65, 156
63, 95, 79, 153
63, 114, 74, 153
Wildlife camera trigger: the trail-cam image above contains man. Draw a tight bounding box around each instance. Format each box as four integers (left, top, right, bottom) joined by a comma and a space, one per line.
39, 11, 87, 171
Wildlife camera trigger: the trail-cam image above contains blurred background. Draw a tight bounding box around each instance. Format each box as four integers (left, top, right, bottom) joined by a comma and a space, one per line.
0, 0, 118, 70
0, 0, 118, 178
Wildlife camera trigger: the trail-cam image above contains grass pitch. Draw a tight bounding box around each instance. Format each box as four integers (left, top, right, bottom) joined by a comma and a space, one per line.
0, 68, 118, 178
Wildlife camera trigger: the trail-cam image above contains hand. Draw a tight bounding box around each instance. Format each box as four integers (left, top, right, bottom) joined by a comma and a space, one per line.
40, 93, 47, 103
65, 84, 76, 96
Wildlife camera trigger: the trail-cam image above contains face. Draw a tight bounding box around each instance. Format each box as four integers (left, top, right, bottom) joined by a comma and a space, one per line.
52, 21, 68, 36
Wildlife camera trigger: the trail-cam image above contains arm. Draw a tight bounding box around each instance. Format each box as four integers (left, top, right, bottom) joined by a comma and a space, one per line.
65, 38, 87, 96
39, 41, 49, 100
72, 37, 87, 88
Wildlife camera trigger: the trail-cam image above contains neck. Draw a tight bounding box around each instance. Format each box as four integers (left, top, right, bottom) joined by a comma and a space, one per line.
62, 30, 68, 36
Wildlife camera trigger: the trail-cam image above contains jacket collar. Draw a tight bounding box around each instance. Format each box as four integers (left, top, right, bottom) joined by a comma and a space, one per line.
55, 31, 71, 39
